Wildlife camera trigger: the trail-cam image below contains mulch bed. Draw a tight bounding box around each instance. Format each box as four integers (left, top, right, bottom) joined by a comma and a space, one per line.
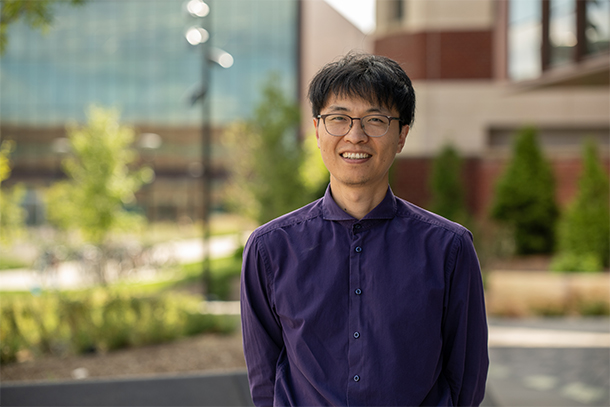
1, 330, 246, 383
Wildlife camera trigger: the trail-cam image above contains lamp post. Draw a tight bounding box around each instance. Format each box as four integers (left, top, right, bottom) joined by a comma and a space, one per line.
185, 0, 233, 298
51, 137, 70, 180
137, 133, 162, 222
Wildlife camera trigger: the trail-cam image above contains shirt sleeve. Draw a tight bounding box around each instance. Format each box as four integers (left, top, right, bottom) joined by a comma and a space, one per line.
240, 234, 284, 407
442, 231, 489, 406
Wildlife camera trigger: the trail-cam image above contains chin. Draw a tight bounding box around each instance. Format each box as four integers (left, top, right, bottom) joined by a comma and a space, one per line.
339, 177, 371, 187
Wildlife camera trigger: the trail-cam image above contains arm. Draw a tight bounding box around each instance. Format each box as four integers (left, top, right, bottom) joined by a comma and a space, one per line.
442, 231, 489, 406
240, 235, 284, 407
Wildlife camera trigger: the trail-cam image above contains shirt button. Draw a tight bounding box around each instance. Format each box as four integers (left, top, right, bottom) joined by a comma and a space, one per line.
355, 288, 362, 295
353, 375, 360, 382
355, 246, 362, 253
353, 224, 362, 230
353, 332, 360, 339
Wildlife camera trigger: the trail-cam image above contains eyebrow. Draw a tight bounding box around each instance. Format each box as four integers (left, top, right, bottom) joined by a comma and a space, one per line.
325, 105, 388, 115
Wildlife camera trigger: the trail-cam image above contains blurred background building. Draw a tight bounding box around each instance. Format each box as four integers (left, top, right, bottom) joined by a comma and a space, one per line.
0, 0, 369, 225
1, 0, 608, 224
375, 0, 609, 216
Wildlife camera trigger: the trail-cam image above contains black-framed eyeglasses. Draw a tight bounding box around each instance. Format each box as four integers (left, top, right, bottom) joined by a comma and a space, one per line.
317, 114, 402, 138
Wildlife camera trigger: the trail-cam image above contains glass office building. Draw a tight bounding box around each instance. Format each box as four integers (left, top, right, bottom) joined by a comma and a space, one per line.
508, 0, 609, 81
1, 0, 299, 221
1, 0, 299, 126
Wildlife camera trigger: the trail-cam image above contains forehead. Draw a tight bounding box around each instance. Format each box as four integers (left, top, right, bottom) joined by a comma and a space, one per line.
322, 94, 395, 115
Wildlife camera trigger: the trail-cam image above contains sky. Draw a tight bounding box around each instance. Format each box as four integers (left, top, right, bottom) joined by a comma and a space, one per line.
324, 0, 376, 33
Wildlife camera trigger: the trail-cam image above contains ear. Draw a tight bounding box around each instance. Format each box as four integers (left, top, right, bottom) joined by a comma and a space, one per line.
396, 125, 409, 153
313, 117, 321, 148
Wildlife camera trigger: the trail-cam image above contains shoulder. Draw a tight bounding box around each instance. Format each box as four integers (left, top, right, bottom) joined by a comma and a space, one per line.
248, 197, 325, 241
394, 196, 471, 239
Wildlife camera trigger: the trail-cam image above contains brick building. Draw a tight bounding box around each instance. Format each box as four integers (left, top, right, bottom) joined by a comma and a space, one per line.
372, 0, 609, 217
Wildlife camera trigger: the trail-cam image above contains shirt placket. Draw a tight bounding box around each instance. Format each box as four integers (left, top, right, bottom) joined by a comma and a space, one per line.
346, 222, 364, 405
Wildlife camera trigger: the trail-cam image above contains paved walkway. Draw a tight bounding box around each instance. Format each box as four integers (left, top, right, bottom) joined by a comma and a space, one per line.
0, 235, 244, 291
1, 371, 253, 407
485, 317, 610, 407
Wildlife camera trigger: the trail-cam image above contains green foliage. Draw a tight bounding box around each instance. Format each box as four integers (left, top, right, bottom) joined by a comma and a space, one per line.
550, 252, 603, 273
429, 144, 468, 223
0, 254, 28, 270
45, 106, 152, 244
0, 290, 235, 364
299, 131, 329, 200
0, 0, 86, 55
0, 139, 14, 183
551, 140, 609, 271
490, 127, 559, 254
179, 254, 242, 301
0, 306, 24, 363
0, 140, 27, 245
223, 74, 327, 224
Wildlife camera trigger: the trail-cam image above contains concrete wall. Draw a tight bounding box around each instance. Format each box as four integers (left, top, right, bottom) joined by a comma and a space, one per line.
402, 82, 610, 157
377, 0, 495, 34
299, 0, 373, 134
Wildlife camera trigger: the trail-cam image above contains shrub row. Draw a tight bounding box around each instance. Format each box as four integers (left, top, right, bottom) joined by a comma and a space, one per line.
0, 290, 236, 365
432, 129, 609, 272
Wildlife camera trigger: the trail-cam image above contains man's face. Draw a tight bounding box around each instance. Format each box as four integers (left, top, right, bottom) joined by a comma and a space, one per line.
314, 95, 408, 192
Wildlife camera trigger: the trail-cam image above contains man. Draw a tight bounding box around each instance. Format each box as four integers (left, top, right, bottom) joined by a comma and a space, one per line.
241, 53, 488, 407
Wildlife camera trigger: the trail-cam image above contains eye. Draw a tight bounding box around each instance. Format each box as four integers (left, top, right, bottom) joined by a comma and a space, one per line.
328, 114, 349, 122
365, 115, 389, 125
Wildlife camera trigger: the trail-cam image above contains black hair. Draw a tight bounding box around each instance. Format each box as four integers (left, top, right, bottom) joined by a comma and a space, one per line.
308, 52, 416, 127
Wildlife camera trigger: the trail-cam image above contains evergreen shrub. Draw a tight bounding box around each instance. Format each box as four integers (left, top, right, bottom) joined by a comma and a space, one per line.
490, 127, 559, 254
429, 144, 468, 224
551, 140, 609, 272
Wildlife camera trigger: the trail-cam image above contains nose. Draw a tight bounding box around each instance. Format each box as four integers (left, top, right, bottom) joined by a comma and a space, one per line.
343, 119, 368, 143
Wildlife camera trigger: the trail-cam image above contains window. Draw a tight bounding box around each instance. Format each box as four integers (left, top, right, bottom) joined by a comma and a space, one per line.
549, 0, 577, 66
585, 0, 610, 56
508, 0, 609, 81
388, 0, 404, 24
508, 0, 542, 80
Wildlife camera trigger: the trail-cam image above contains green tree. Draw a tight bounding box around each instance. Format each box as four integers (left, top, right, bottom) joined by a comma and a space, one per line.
490, 127, 559, 254
224, 75, 326, 225
299, 130, 329, 200
0, 0, 86, 54
46, 106, 152, 245
429, 144, 468, 223
0, 139, 27, 245
551, 140, 609, 271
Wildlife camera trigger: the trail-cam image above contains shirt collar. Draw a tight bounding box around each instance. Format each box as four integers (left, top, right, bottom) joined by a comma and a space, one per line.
322, 184, 397, 222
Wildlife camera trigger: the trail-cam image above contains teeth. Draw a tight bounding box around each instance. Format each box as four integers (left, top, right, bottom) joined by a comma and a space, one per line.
342, 152, 370, 159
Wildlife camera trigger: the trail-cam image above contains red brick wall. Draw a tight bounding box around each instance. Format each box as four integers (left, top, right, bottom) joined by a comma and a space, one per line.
392, 155, 610, 219
375, 30, 494, 80
390, 158, 432, 208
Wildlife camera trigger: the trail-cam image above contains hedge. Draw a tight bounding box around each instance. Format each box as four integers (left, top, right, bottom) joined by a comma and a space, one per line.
0, 290, 236, 364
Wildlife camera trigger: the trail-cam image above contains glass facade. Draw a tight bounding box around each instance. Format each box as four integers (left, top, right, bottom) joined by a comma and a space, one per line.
0, 0, 299, 127
585, 0, 610, 55
508, 0, 542, 81
508, 0, 609, 81
0, 0, 299, 223
549, 0, 577, 66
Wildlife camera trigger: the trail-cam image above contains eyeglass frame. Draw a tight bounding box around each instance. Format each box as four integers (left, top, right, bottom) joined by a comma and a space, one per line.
316, 113, 402, 138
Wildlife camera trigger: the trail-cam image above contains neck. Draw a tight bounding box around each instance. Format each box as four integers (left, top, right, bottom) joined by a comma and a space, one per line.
329, 180, 389, 220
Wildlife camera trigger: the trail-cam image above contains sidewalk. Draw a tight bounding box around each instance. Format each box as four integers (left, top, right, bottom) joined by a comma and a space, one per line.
486, 317, 610, 407
0, 235, 244, 291
1, 371, 253, 407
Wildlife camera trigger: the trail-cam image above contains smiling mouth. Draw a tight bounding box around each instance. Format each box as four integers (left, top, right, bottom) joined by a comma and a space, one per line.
341, 152, 371, 159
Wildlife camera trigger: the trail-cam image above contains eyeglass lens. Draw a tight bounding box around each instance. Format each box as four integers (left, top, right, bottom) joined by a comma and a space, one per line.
324, 114, 391, 137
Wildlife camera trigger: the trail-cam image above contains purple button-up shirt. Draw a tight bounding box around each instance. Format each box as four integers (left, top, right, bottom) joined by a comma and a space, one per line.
241, 186, 488, 406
